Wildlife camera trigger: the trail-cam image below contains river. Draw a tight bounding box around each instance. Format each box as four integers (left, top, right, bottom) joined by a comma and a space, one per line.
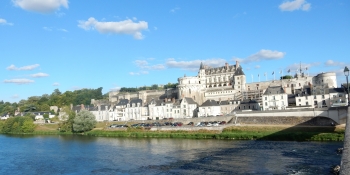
0, 135, 342, 175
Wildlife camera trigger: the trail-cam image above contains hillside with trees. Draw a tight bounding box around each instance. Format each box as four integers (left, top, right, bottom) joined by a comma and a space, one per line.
0, 87, 105, 116
118, 82, 178, 93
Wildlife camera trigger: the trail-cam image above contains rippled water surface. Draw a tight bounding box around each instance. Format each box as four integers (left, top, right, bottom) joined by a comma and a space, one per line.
0, 135, 342, 175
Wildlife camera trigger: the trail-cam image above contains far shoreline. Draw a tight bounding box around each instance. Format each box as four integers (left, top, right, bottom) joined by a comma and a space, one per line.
2, 122, 345, 142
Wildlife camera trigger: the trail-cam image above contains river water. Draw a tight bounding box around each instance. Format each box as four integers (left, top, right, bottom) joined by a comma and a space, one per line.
0, 135, 342, 175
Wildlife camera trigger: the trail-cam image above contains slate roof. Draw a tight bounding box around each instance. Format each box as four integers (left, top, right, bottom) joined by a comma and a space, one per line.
329, 88, 346, 93
234, 66, 245, 76
130, 99, 143, 106
183, 97, 197, 105
200, 100, 219, 107
240, 99, 259, 104
294, 88, 311, 97
116, 99, 129, 106
263, 86, 285, 95
219, 100, 239, 105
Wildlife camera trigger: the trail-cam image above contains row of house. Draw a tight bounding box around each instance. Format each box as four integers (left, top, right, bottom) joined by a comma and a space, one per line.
77, 85, 348, 122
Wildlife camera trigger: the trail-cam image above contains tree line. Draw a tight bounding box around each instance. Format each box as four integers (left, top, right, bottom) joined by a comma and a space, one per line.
119, 82, 178, 93
0, 87, 105, 116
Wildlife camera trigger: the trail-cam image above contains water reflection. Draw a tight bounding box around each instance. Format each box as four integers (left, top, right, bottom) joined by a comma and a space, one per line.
0, 135, 342, 175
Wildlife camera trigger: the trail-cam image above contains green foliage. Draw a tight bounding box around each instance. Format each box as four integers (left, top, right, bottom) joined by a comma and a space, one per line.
43, 113, 49, 119
0, 87, 104, 116
40, 104, 50, 111
280, 75, 293, 80
164, 82, 178, 89
72, 110, 97, 133
0, 116, 36, 133
58, 108, 76, 132
119, 83, 177, 93
21, 120, 36, 133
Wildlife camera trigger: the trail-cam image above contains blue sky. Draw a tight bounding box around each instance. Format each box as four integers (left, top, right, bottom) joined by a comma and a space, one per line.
1, 0, 349, 103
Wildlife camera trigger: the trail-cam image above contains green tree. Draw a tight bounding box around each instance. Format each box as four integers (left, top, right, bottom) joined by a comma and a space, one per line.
40, 104, 50, 112
43, 113, 49, 120
58, 107, 76, 132
2, 117, 16, 133
280, 75, 293, 80
72, 110, 96, 133
21, 120, 36, 133
11, 122, 21, 133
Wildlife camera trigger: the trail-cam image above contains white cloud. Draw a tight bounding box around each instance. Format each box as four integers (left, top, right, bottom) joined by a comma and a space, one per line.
129, 71, 149, 76
78, 17, 148, 39
12, 94, 19, 99
170, 7, 180, 13
58, 28, 68, 32
129, 72, 139, 76
30, 72, 49, 78
166, 58, 227, 71
0, 18, 13, 26
286, 62, 320, 73
279, 0, 311, 12
6, 64, 40, 70
52, 82, 60, 86
4, 78, 34, 84
13, 0, 69, 13
133, 60, 165, 70
43, 27, 52, 31
43, 27, 68, 32
325, 60, 346, 67
255, 65, 261, 69
234, 49, 285, 64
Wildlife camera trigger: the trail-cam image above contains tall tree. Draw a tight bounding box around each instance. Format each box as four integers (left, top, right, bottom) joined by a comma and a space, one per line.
72, 110, 96, 133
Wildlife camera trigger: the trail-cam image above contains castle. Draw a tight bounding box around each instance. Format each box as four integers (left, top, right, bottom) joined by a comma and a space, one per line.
84, 61, 345, 121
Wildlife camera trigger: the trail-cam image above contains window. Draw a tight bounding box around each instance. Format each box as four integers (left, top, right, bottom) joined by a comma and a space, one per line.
265, 97, 267, 100
322, 95, 325, 99
298, 99, 301, 102
314, 95, 316, 99
306, 102, 309, 105
281, 95, 283, 99
265, 102, 267, 106
314, 101, 317, 105
273, 96, 275, 100
306, 96, 308, 100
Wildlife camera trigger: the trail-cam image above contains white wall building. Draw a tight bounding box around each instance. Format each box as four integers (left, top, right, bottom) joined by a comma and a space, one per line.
262, 86, 288, 110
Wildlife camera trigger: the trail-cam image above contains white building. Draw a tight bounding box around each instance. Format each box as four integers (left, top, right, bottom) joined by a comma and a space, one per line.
262, 86, 288, 110
199, 100, 221, 117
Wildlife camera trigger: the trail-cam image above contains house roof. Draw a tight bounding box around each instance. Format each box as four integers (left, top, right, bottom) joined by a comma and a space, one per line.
116, 99, 129, 106
234, 66, 245, 76
219, 100, 239, 105
200, 100, 219, 107
183, 97, 197, 105
294, 88, 311, 97
329, 88, 345, 93
240, 99, 259, 104
263, 86, 285, 95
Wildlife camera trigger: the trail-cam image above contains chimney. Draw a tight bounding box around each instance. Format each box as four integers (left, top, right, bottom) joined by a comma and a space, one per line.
225, 63, 229, 69
81, 104, 85, 110
236, 61, 240, 69
172, 97, 175, 103
165, 98, 167, 102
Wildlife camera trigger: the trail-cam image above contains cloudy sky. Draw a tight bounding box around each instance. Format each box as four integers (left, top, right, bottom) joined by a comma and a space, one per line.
1, 0, 349, 103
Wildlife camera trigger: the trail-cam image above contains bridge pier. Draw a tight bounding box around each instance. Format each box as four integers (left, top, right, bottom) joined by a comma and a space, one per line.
340, 106, 350, 175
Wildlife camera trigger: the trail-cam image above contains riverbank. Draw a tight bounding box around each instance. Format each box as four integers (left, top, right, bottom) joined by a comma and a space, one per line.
19, 123, 345, 141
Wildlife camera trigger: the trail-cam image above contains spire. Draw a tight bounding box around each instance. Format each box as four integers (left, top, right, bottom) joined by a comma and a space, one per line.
200, 62, 204, 69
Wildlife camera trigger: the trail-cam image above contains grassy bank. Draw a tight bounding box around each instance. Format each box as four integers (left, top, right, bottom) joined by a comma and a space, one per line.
2, 123, 345, 141
85, 125, 345, 141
